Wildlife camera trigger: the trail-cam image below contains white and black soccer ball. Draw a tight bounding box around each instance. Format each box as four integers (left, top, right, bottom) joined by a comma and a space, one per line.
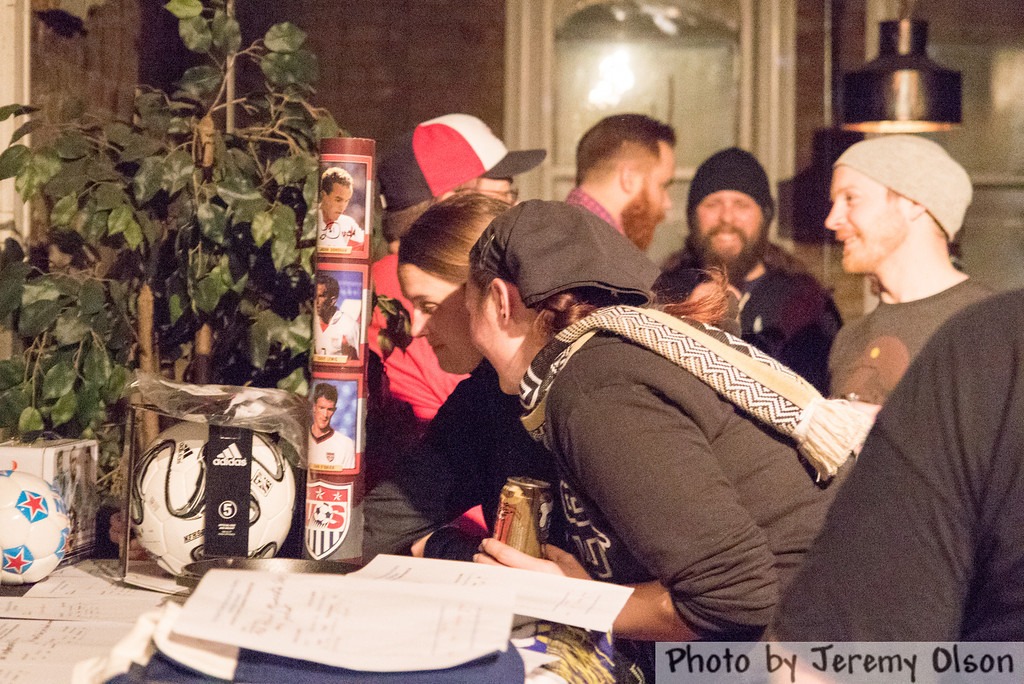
130, 423, 296, 576
0, 470, 70, 585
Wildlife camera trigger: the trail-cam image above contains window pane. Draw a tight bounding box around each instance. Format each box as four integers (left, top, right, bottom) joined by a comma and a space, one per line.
554, 39, 738, 168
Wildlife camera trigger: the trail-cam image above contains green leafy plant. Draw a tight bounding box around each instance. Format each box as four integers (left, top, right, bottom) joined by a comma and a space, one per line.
0, 0, 338, 494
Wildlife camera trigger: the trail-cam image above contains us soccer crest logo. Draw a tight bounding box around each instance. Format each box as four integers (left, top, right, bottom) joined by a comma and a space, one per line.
304, 481, 352, 559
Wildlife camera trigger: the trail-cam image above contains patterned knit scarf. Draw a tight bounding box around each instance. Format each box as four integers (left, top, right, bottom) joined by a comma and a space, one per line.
520, 305, 874, 480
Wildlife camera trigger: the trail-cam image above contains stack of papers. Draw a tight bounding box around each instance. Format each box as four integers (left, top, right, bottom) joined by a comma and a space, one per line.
0, 560, 169, 684
170, 554, 633, 672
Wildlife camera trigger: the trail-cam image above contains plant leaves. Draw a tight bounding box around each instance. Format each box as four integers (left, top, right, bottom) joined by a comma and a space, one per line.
249, 310, 310, 367
21, 279, 61, 305
104, 121, 134, 147
313, 112, 341, 141
17, 299, 62, 337
276, 367, 307, 395
269, 155, 313, 186
260, 50, 317, 86
50, 392, 77, 428
179, 16, 212, 53
197, 201, 227, 244
0, 237, 24, 268
271, 203, 298, 237
162, 149, 195, 196
302, 173, 318, 216
53, 131, 92, 160
103, 365, 131, 403
0, 104, 36, 122
271, 234, 298, 271
50, 274, 80, 298
123, 217, 143, 248
43, 157, 90, 200
15, 151, 62, 199
269, 203, 300, 270
136, 107, 172, 137
83, 344, 112, 388
83, 209, 110, 243
49, 194, 78, 227
263, 22, 306, 53
250, 210, 274, 248
0, 261, 29, 319
211, 10, 241, 53
86, 158, 119, 184
248, 311, 273, 367
300, 209, 317, 242
93, 182, 128, 210
0, 359, 24, 391
0, 145, 30, 182
164, 0, 203, 19
223, 149, 259, 180
18, 406, 43, 434
193, 273, 229, 313
75, 385, 103, 429
133, 156, 164, 203
80, 279, 105, 315
283, 312, 311, 352
118, 133, 163, 163
108, 205, 142, 248
0, 388, 29, 430
177, 65, 222, 99
9, 118, 42, 145
169, 293, 184, 325
216, 172, 260, 204
53, 309, 90, 345
218, 174, 266, 223
300, 246, 314, 274
42, 360, 76, 399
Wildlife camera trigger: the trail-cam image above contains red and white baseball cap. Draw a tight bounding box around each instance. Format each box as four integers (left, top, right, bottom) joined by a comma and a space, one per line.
378, 114, 546, 211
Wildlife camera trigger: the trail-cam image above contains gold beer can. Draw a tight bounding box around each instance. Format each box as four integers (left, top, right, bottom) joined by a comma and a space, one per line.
493, 476, 553, 558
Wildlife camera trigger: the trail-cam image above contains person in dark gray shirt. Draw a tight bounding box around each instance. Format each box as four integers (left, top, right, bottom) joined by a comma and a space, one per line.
775, 289, 1024, 641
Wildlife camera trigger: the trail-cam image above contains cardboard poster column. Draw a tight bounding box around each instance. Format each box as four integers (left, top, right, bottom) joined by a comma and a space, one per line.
305, 138, 375, 564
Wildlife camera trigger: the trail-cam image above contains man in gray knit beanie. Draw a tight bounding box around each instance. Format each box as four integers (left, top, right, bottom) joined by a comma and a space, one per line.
827, 135, 991, 405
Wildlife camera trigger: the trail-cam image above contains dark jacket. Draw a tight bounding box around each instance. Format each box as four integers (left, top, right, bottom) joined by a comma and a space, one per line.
544, 333, 843, 636
660, 243, 841, 394
363, 361, 562, 561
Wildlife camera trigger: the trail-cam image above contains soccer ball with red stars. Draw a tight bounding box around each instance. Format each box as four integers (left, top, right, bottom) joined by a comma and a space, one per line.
0, 470, 70, 585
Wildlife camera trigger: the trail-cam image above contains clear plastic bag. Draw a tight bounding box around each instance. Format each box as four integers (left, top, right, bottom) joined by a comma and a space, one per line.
132, 372, 309, 467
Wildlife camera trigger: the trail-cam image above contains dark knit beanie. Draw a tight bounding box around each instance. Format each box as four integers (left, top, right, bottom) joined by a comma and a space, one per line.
687, 148, 774, 224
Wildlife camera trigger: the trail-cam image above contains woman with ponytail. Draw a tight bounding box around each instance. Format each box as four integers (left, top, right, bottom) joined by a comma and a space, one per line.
363, 194, 567, 562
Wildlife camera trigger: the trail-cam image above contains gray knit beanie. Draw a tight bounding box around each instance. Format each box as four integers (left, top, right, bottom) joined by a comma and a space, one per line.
834, 135, 972, 241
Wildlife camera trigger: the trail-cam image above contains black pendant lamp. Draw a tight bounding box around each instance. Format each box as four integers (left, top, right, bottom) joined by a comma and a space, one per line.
842, 16, 961, 133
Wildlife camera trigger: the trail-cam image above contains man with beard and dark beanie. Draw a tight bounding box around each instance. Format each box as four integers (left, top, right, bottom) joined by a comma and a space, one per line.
659, 147, 841, 394
566, 113, 676, 250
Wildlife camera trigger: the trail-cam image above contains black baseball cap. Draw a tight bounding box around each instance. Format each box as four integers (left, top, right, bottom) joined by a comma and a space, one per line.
469, 200, 659, 307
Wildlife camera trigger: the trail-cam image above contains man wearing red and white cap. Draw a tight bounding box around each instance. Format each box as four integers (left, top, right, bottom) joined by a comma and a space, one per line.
377, 114, 546, 252
368, 114, 546, 425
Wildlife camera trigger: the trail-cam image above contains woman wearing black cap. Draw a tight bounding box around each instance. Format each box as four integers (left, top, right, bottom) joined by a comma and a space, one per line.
466, 200, 869, 677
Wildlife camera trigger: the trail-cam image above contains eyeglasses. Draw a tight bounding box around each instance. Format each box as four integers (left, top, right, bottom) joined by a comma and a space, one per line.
452, 182, 519, 206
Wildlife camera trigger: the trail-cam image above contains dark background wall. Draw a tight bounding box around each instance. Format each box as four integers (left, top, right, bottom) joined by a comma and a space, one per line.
34, 0, 850, 164
33, 0, 505, 150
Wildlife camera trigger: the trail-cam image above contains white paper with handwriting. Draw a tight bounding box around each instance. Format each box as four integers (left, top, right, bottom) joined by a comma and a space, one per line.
355, 555, 633, 632
171, 569, 514, 672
